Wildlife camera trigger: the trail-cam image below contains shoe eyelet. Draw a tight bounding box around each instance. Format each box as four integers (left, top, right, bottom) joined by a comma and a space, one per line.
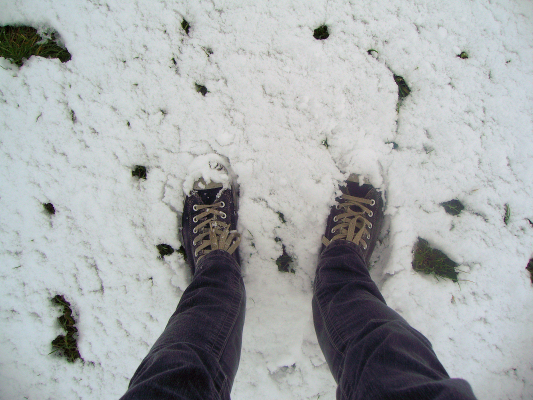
333, 216, 338, 222
363, 244, 368, 250
370, 200, 376, 206
368, 223, 372, 229
221, 212, 227, 219
331, 228, 335, 233
336, 205, 340, 210
193, 228, 197, 234
193, 205, 198, 211
220, 201, 225, 207
367, 234, 370, 239
367, 211, 373, 217
193, 217, 198, 223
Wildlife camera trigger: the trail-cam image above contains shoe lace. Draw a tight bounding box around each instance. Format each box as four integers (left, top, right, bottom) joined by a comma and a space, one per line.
192, 202, 241, 261
322, 194, 374, 250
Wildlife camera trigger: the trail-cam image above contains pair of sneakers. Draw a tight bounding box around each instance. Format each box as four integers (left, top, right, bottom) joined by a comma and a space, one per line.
181, 159, 383, 273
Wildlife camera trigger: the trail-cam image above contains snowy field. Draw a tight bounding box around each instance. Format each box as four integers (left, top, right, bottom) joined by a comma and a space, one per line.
1, 0, 533, 399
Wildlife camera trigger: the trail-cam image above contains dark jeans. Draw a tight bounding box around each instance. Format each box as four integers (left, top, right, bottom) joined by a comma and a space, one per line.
121, 242, 477, 400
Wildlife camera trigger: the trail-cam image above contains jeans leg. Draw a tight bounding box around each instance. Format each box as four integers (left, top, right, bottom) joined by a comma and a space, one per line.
121, 250, 246, 400
312, 240, 477, 400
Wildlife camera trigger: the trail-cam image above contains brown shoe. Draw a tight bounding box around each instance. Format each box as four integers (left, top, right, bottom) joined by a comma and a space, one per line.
321, 174, 384, 266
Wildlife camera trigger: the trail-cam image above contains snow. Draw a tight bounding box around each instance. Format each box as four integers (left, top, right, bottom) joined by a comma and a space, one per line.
1, 0, 533, 399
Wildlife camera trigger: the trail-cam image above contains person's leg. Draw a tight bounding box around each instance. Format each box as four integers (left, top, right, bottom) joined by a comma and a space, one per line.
122, 155, 244, 400
313, 175, 477, 400
121, 251, 245, 400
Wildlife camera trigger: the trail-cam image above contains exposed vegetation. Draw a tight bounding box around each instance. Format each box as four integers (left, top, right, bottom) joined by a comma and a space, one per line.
177, 245, 187, 261
313, 25, 329, 40
132, 165, 147, 179
157, 244, 174, 258
0, 25, 71, 67
504, 203, 511, 225
181, 19, 190, 36
458, 51, 469, 59
393, 75, 410, 98
526, 259, 533, 284
412, 238, 459, 282
50, 295, 81, 362
276, 243, 295, 274
195, 83, 208, 96
441, 199, 464, 216
43, 203, 56, 215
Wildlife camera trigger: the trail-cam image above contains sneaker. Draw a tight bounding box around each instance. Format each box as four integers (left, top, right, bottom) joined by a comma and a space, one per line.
181, 158, 241, 274
321, 174, 384, 266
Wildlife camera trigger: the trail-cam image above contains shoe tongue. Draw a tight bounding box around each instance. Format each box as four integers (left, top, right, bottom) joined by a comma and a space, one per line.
344, 181, 373, 198
198, 187, 222, 205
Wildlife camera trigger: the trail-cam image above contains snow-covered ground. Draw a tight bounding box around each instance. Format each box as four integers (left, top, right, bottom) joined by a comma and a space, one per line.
1, 0, 533, 398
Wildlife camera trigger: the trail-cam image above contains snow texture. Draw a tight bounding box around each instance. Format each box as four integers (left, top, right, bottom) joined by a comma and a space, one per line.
1, 0, 533, 399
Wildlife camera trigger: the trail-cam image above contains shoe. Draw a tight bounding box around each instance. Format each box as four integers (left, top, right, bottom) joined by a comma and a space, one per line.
321, 174, 384, 266
181, 157, 241, 274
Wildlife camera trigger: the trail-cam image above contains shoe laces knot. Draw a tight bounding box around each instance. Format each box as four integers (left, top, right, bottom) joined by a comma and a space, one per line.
192, 202, 241, 261
322, 194, 374, 250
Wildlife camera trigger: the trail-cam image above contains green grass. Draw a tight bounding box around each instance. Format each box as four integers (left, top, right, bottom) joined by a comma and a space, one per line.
313, 25, 329, 40
132, 165, 147, 179
195, 83, 208, 96
458, 51, 469, 59
441, 199, 464, 216
157, 244, 174, 258
526, 259, 533, 284
276, 243, 295, 273
393, 75, 410, 99
181, 19, 190, 36
412, 238, 459, 282
50, 295, 81, 363
0, 25, 71, 67
43, 203, 56, 215
504, 204, 511, 225
177, 245, 187, 261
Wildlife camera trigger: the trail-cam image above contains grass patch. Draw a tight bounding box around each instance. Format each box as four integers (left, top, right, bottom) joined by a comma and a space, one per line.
181, 19, 190, 36
132, 165, 147, 179
50, 295, 81, 363
504, 204, 511, 225
157, 244, 174, 258
321, 138, 329, 149
202, 47, 213, 57
441, 199, 464, 216
412, 238, 459, 282
457, 51, 469, 59
313, 25, 329, 40
527, 259, 533, 284
43, 203, 56, 215
393, 75, 410, 99
276, 243, 295, 274
367, 49, 378, 55
177, 245, 187, 261
0, 25, 71, 67
277, 212, 286, 224
195, 83, 208, 96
